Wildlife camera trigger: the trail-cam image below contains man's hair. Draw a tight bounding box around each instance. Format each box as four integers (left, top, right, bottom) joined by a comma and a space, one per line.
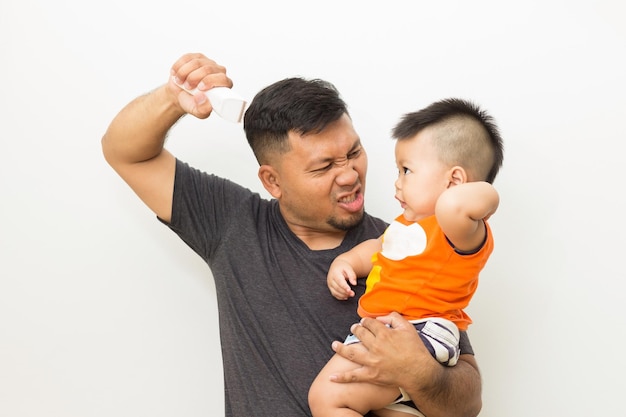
392, 98, 504, 183
243, 77, 349, 165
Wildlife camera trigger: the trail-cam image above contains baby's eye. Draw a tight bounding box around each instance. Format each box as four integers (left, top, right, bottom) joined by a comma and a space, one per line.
402, 167, 412, 175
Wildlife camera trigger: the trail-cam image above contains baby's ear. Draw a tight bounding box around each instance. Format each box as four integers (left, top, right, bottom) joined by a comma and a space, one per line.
448, 166, 468, 186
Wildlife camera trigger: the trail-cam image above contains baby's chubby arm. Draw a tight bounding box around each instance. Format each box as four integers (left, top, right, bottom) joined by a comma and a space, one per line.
435, 181, 499, 252
327, 238, 382, 300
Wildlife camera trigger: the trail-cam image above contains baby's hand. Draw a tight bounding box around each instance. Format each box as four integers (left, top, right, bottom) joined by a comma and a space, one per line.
327, 259, 357, 300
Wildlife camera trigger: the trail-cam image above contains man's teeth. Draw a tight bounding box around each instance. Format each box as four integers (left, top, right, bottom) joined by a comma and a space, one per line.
339, 195, 356, 203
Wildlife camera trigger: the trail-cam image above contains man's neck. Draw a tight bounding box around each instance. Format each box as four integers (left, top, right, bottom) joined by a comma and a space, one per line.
295, 229, 347, 250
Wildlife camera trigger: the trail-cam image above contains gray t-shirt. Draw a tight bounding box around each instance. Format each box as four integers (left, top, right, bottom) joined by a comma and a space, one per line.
162, 159, 473, 417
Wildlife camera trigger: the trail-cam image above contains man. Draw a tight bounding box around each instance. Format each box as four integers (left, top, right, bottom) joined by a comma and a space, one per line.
101, 52, 482, 417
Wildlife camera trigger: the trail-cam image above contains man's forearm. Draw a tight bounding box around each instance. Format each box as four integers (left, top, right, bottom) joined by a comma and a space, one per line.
406, 354, 482, 417
331, 315, 483, 417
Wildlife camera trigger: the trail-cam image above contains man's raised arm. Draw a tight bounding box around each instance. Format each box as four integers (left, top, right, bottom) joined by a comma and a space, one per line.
101, 53, 233, 222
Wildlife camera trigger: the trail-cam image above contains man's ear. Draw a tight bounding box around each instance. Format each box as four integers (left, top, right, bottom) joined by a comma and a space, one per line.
258, 165, 281, 198
447, 166, 467, 187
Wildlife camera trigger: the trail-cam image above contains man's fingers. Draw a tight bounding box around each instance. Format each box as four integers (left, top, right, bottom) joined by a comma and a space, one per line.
372, 311, 409, 330
332, 339, 372, 365
330, 366, 366, 383
332, 340, 358, 362
330, 341, 371, 383
354, 316, 389, 339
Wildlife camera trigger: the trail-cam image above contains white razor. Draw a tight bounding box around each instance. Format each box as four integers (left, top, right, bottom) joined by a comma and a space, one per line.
173, 76, 247, 123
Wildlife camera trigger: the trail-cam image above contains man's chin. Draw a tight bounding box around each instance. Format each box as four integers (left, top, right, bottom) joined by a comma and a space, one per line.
328, 211, 365, 231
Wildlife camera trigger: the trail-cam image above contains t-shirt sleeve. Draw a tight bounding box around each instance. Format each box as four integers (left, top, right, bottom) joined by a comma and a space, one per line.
158, 159, 254, 262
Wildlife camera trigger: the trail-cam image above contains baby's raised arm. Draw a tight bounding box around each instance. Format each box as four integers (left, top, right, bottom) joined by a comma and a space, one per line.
435, 182, 499, 253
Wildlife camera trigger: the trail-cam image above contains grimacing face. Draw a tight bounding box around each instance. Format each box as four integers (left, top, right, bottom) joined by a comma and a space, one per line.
273, 114, 368, 234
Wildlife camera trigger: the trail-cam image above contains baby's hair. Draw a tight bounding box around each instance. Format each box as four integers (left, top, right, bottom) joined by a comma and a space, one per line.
392, 98, 504, 183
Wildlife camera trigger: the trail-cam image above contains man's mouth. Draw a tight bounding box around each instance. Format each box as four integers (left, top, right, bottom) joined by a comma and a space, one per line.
339, 194, 358, 204
337, 191, 364, 213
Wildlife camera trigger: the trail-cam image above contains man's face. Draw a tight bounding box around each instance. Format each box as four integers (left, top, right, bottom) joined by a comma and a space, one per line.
272, 114, 368, 235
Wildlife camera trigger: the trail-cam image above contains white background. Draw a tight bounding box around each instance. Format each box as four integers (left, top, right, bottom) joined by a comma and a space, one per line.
2, 1, 625, 416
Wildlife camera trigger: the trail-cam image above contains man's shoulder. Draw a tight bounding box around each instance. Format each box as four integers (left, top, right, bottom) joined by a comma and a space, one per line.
175, 159, 259, 198
361, 212, 389, 234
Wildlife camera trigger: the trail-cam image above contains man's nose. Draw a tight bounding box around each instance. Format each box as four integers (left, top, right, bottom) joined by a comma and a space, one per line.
335, 159, 358, 184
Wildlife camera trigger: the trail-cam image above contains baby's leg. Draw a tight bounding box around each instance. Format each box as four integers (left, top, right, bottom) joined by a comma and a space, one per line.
309, 343, 401, 417
371, 402, 426, 417
372, 407, 423, 417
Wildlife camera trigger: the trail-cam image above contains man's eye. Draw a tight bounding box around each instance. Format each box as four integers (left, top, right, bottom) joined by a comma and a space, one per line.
348, 149, 361, 159
314, 164, 333, 173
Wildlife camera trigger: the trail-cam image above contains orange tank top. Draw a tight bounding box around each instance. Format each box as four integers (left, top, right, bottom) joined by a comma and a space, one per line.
357, 214, 494, 330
